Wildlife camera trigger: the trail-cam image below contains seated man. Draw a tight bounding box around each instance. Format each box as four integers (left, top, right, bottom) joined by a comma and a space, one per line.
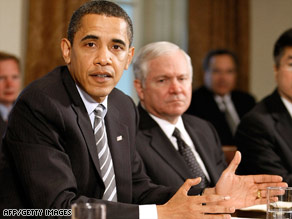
133, 41, 226, 190
132, 41, 286, 207
186, 49, 256, 145
236, 28, 292, 186
0, 51, 21, 137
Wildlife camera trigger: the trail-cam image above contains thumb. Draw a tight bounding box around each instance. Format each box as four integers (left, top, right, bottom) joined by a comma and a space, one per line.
179, 178, 201, 195
225, 151, 241, 174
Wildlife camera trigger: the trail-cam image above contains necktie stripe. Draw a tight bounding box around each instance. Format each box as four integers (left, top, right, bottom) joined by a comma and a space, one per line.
100, 150, 110, 170
95, 134, 104, 146
107, 188, 117, 201
102, 160, 113, 181
103, 165, 115, 186
104, 174, 115, 194
103, 178, 116, 197
96, 134, 105, 149
173, 128, 209, 188
98, 141, 107, 158
99, 146, 109, 168
94, 105, 117, 202
94, 122, 102, 134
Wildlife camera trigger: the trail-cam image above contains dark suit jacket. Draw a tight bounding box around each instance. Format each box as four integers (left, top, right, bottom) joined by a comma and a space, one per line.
0, 66, 175, 219
236, 89, 292, 185
0, 116, 6, 138
0, 116, 6, 163
186, 86, 256, 145
136, 104, 227, 192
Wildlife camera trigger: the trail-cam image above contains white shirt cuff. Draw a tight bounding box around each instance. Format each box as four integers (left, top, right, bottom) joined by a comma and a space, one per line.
139, 204, 158, 219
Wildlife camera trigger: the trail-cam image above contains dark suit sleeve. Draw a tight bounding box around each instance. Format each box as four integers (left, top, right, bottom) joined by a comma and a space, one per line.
131, 150, 177, 204
236, 114, 292, 185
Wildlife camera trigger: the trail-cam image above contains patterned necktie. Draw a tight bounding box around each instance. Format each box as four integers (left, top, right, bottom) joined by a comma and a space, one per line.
172, 128, 209, 188
222, 100, 237, 135
94, 105, 117, 202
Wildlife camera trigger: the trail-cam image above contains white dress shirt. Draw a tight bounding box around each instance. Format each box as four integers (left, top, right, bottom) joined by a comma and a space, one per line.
76, 85, 157, 219
281, 96, 292, 118
0, 103, 12, 121
149, 113, 211, 181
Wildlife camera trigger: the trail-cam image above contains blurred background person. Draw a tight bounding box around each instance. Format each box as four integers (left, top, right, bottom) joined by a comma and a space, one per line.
133, 41, 227, 192
0, 51, 21, 137
236, 28, 292, 186
186, 49, 256, 145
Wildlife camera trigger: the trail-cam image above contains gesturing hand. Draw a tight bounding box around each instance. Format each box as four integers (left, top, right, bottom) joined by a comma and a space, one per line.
157, 178, 235, 219
215, 151, 288, 209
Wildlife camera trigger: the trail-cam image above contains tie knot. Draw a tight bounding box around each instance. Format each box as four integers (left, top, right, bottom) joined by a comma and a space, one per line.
94, 104, 105, 119
172, 127, 181, 139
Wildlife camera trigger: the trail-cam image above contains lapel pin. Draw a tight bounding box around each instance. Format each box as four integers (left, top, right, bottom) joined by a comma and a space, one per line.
117, 135, 123, 141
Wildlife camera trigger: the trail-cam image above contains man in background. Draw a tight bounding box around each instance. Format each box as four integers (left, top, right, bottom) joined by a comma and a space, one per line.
236, 28, 292, 186
186, 49, 255, 145
0, 51, 21, 137
133, 41, 226, 191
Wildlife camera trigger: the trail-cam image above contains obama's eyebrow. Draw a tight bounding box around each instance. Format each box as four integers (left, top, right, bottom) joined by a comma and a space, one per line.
81, 35, 99, 42
81, 35, 127, 47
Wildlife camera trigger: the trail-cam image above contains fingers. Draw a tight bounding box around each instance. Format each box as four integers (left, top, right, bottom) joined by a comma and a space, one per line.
199, 205, 235, 214
256, 182, 288, 190
257, 187, 286, 199
179, 178, 201, 195
197, 194, 231, 204
224, 151, 241, 174
253, 174, 285, 183
254, 197, 278, 205
203, 215, 232, 219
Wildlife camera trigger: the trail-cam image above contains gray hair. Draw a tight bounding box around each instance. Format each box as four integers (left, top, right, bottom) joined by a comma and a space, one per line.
133, 41, 193, 85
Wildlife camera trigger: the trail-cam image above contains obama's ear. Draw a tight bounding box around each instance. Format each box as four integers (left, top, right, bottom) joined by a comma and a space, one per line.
61, 38, 72, 64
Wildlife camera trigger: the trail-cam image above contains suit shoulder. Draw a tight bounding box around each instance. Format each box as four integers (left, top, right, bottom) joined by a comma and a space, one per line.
239, 98, 270, 128
108, 88, 138, 122
19, 66, 66, 98
192, 86, 211, 98
232, 90, 256, 102
109, 88, 135, 107
182, 113, 211, 127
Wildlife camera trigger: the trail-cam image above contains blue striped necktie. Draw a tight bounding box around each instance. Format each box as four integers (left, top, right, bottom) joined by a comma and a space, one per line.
94, 104, 117, 201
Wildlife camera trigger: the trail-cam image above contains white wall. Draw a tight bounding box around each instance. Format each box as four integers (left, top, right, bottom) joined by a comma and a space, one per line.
250, 0, 292, 101
0, 0, 28, 73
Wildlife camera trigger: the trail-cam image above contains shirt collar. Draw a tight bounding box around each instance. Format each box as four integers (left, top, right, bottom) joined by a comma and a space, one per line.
281, 96, 292, 118
76, 84, 108, 117
0, 103, 12, 121
214, 93, 232, 103
149, 113, 184, 138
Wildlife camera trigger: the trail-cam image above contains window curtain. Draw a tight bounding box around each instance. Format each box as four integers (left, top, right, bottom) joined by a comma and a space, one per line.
24, 0, 87, 86
188, 0, 250, 91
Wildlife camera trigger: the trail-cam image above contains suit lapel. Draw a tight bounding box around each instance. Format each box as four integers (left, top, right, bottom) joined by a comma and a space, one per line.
138, 105, 192, 180
268, 90, 292, 150
149, 126, 193, 179
275, 115, 292, 148
61, 67, 102, 177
